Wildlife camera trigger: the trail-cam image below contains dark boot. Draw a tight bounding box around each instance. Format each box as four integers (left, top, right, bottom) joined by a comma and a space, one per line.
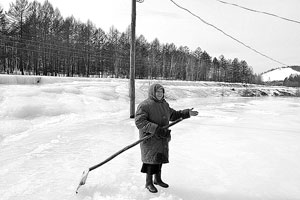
146, 174, 158, 193
154, 171, 169, 188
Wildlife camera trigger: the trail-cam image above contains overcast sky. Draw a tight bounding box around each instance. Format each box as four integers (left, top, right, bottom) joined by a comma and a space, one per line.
1, 0, 300, 74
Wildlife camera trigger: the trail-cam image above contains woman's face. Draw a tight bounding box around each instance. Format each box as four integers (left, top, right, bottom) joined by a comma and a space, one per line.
155, 88, 164, 100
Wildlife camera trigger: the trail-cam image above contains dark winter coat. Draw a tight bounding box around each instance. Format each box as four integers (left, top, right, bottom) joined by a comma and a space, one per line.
135, 83, 190, 164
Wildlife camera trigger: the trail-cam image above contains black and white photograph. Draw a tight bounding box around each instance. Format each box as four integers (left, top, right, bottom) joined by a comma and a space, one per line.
0, 0, 300, 199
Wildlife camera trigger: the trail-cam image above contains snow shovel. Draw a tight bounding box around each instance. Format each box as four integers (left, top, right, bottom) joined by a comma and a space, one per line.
75, 117, 183, 193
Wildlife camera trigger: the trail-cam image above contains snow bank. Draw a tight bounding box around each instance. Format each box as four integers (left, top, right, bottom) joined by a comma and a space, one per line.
0, 74, 124, 85
0, 74, 42, 84
1, 75, 298, 98
0, 74, 260, 87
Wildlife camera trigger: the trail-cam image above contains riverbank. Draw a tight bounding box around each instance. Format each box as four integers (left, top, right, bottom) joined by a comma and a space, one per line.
0, 74, 299, 97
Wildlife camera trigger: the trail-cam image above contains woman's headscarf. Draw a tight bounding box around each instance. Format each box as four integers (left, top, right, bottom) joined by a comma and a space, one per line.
148, 83, 165, 102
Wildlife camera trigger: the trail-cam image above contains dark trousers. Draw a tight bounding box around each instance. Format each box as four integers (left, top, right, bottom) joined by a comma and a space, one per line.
141, 163, 162, 175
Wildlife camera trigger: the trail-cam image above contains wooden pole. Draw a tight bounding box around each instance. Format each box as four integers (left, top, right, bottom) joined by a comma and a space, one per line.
129, 0, 136, 118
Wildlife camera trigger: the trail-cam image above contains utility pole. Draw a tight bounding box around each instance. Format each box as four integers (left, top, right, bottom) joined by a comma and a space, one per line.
129, 0, 136, 118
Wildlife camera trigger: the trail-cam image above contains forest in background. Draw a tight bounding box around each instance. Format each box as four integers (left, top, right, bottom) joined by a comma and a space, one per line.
0, 0, 263, 83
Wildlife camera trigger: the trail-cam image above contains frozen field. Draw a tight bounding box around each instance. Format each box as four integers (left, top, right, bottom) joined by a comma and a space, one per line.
0, 77, 300, 200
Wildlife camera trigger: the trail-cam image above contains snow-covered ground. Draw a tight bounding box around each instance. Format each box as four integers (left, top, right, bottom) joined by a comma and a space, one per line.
0, 76, 300, 200
261, 67, 300, 82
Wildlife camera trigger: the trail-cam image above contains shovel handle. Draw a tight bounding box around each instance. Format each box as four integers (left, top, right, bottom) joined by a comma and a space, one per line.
89, 118, 183, 171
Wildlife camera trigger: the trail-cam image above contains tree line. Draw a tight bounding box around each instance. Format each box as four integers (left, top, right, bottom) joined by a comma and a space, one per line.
283, 74, 300, 87
0, 0, 261, 83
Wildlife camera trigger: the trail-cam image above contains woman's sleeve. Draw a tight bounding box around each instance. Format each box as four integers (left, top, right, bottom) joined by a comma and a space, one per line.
135, 103, 158, 136
169, 106, 190, 121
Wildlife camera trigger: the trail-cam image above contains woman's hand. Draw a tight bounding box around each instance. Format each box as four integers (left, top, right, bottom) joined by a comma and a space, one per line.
155, 126, 171, 137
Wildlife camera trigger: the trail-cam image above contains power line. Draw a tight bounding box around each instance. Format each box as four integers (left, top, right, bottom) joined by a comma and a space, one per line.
169, 0, 288, 67
216, 0, 300, 25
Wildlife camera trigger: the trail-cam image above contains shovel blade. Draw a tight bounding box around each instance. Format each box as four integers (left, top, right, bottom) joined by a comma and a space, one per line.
76, 169, 90, 194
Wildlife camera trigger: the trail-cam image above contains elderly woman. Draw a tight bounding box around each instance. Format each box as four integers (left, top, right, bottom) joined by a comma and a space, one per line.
135, 83, 198, 193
